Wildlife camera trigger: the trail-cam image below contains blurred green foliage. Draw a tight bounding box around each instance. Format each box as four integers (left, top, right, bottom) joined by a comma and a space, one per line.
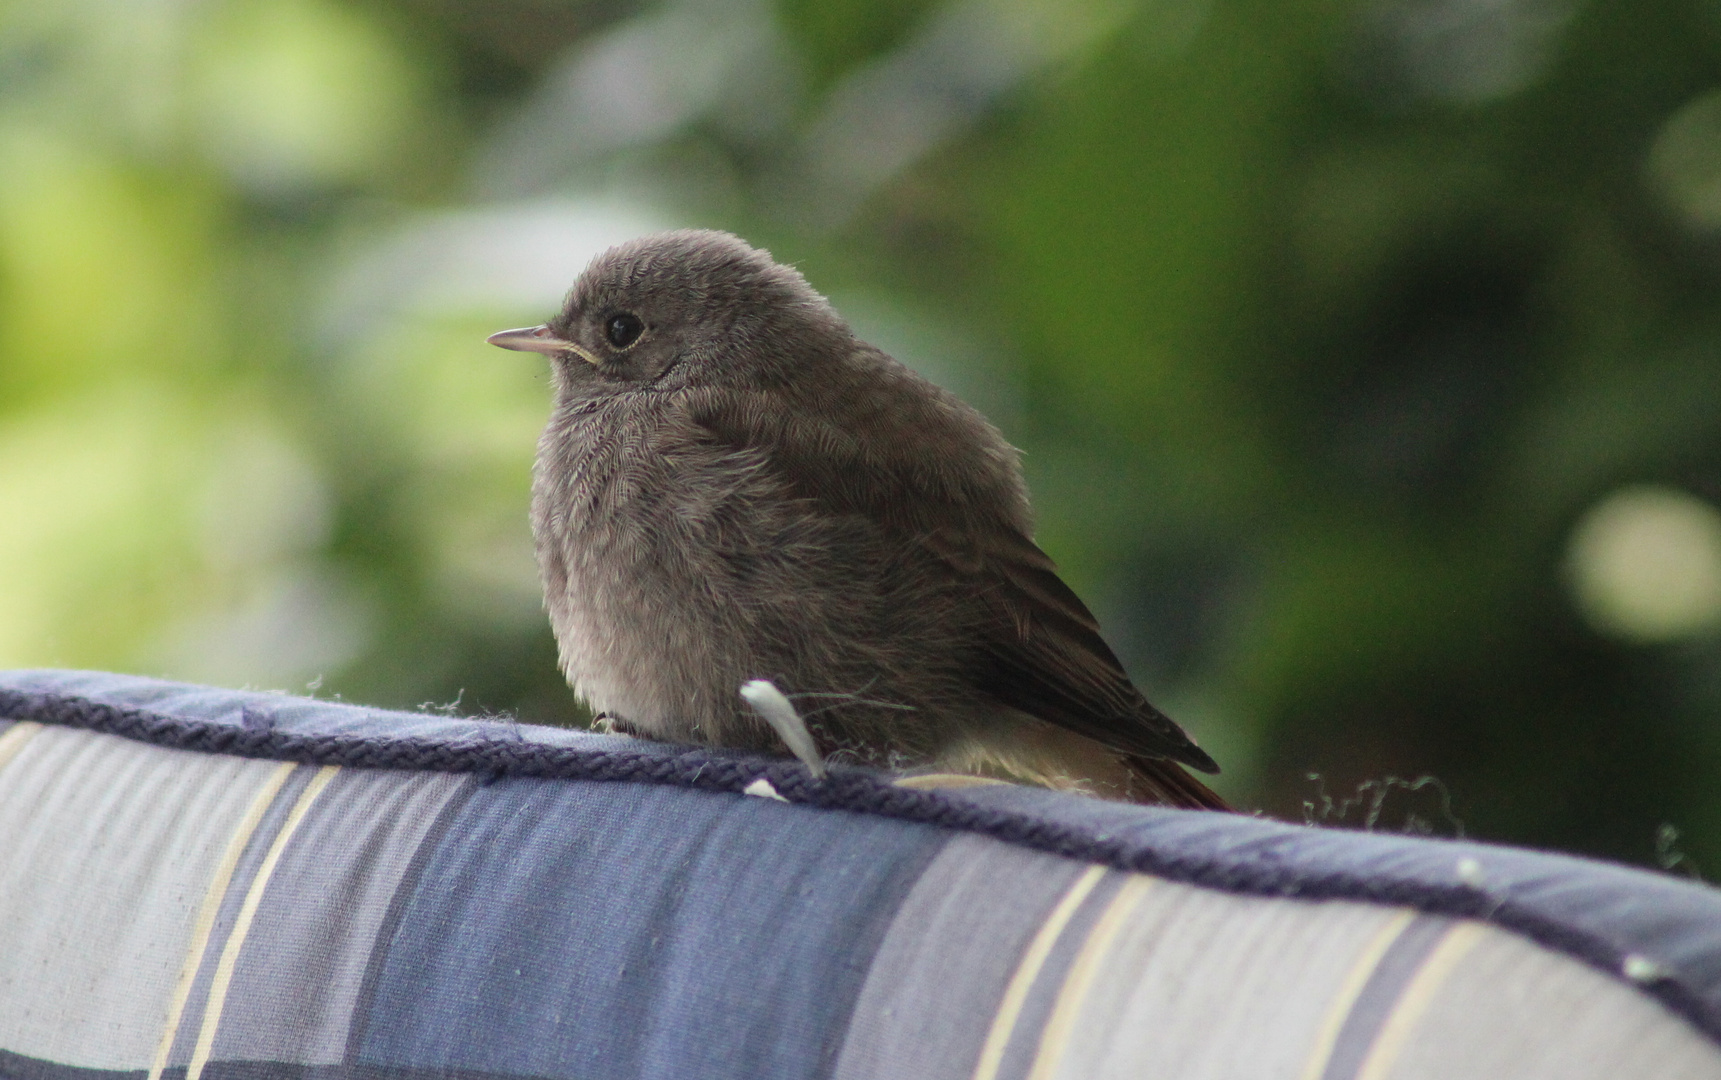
5, 0, 1721, 869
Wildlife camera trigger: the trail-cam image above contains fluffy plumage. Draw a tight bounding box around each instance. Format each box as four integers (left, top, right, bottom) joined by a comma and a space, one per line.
493, 230, 1225, 808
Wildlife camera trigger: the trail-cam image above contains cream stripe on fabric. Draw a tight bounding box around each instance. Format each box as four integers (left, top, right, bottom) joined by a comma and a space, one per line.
970, 864, 1110, 1080
147, 760, 298, 1080
0, 720, 42, 773
1298, 908, 1419, 1080
1354, 922, 1486, 1080
185, 765, 340, 1080
1025, 875, 1157, 1080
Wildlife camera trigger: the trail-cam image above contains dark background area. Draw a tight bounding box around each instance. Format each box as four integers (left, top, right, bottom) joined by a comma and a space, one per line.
4, 0, 1721, 871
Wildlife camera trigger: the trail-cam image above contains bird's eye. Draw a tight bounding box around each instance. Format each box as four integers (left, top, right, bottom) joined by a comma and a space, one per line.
606, 313, 644, 349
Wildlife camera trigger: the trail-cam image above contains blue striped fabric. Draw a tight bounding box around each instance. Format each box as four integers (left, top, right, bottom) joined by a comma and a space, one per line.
3, 669, 1721, 1079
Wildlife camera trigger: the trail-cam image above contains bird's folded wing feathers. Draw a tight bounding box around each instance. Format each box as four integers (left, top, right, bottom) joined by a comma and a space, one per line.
925, 525, 1219, 772
690, 396, 1218, 773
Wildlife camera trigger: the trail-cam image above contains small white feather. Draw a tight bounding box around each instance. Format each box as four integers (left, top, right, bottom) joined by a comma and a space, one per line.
742, 777, 788, 802
740, 679, 828, 779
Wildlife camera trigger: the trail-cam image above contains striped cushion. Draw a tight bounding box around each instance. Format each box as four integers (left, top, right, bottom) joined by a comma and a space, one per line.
1, 669, 1718, 1079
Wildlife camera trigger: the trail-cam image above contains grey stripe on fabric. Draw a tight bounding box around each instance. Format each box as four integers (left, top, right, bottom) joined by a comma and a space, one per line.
212, 769, 473, 1065
148, 761, 302, 1080
987, 885, 1449, 1079
1317, 914, 1458, 1080
340, 774, 481, 1064
830, 837, 1096, 1080
159, 764, 328, 1073
0, 728, 308, 1071
970, 865, 1111, 1080
186, 767, 343, 1080
990, 871, 1132, 1080
1020, 875, 1157, 1080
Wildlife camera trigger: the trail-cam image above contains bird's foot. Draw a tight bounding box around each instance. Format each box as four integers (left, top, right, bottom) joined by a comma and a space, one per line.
591, 712, 646, 738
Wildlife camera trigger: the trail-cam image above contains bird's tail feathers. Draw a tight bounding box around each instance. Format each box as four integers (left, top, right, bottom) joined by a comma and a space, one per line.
1125, 755, 1231, 811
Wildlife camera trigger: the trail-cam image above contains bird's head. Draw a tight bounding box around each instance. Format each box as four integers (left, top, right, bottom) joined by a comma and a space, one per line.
487, 230, 845, 396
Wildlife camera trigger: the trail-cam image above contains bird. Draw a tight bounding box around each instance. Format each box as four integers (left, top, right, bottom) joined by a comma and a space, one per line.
487, 230, 1226, 809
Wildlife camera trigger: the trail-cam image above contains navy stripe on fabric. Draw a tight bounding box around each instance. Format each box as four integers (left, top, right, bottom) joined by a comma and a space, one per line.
0, 1049, 143, 1080
0, 1055, 747, 1080
167, 1063, 634, 1080
1, 685, 1719, 1048
352, 778, 946, 1080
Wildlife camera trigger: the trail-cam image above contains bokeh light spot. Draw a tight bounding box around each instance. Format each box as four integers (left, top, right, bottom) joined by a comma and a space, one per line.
193, 0, 420, 194
1648, 88, 1721, 232
1566, 485, 1721, 643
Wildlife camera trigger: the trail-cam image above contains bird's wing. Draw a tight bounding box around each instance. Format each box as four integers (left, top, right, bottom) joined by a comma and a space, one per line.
920, 522, 1219, 772
687, 390, 1218, 773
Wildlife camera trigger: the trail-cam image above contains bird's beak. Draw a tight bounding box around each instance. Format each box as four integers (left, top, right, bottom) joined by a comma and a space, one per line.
486, 325, 598, 364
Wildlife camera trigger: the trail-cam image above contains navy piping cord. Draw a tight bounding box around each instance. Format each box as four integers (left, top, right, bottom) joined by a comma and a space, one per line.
1, 686, 1716, 1046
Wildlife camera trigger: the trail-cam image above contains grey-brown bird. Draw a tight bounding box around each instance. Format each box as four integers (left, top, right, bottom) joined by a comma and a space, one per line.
488, 230, 1225, 808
